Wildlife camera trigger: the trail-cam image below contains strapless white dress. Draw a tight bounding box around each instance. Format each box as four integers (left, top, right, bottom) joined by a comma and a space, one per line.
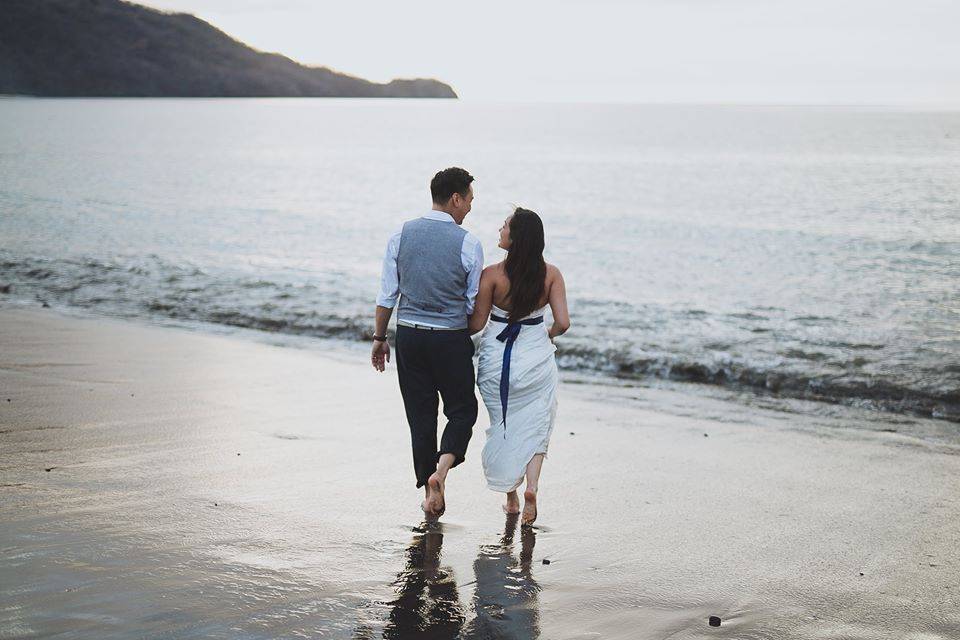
477, 304, 559, 492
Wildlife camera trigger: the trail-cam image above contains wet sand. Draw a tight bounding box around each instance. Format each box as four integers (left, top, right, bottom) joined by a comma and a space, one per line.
1, 306, 959, 639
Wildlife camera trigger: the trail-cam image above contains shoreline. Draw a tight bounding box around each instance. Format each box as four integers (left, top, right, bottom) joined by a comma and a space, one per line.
2, 291, 955, 429
2, 306, 959, 639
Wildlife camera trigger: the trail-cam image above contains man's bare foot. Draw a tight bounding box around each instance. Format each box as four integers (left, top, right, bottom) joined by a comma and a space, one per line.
428, 472, 445, 517
503, 490, 520, 514
522, 488, 537, 526
421, 498, 438, 521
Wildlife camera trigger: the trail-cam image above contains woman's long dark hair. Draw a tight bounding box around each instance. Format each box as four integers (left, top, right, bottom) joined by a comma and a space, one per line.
504, 207, 546, 322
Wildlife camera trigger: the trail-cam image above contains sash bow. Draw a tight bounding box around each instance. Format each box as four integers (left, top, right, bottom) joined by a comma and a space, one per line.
491, 313, 545, 435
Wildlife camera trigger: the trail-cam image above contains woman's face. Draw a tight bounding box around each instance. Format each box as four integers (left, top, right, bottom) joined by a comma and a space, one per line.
498, 215, 513, 250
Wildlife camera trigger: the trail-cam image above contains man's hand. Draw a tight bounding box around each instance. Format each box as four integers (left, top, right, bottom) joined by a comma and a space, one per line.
371, 339, 391, 372
371, 306, 394, 371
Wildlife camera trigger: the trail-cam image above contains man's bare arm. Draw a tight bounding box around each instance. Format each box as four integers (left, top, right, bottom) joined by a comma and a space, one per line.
371, 305, 394, 372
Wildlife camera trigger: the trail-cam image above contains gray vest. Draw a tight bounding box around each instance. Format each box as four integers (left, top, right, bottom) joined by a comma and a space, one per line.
397, 217, 469, 328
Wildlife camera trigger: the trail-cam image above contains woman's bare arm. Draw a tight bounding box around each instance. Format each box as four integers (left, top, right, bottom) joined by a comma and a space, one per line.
547, 266, 570, 340
468, 267, 496, 335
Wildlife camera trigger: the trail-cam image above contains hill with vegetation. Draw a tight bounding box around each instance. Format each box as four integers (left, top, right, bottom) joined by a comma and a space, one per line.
0, 0, 457, 98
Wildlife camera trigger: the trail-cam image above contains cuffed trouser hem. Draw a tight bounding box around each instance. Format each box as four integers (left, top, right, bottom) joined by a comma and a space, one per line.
437, 450, 466, 468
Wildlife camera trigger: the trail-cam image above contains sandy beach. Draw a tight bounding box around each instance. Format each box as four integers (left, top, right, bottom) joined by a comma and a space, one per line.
1, 306, 958, 639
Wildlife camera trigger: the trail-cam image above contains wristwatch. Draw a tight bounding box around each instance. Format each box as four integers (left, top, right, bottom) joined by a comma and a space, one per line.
373, 334, 388, 342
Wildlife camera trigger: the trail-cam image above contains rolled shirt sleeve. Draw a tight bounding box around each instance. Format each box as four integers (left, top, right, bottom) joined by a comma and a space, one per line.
463, 232, 484, 315
375, 229, 402, 308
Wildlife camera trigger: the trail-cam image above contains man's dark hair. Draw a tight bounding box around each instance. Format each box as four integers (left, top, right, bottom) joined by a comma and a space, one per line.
430, 167, 474, 204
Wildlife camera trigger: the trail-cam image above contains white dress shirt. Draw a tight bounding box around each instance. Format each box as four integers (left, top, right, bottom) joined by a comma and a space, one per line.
377, 210, 484, 326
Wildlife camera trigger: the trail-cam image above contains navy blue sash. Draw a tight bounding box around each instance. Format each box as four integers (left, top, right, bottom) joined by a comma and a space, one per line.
491, 313, 545, 434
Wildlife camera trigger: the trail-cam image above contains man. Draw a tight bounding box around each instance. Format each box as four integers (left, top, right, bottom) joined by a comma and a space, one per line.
371, 167, 483, 519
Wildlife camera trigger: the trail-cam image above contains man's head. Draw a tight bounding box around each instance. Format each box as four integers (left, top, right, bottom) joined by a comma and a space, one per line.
430, 167, 474, 224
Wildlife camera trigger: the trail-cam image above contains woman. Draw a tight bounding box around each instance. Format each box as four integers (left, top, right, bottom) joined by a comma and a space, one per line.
468, 207, 570, 526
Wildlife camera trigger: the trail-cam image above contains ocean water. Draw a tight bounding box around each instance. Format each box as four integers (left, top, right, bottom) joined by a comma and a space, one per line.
1, 98, 958, 421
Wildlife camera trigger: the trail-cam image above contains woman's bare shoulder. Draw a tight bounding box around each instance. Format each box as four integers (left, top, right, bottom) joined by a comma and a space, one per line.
545, 262, 563, 280
483, 262, 507, 278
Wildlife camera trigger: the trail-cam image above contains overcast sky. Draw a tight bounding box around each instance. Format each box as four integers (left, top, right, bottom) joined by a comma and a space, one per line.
141, 0, 959, 104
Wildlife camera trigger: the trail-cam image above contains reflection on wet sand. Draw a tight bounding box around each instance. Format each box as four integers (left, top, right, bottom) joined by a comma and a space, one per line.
380, 525, 465, 639
373, 515, 540, 640
464, 513, 541, 639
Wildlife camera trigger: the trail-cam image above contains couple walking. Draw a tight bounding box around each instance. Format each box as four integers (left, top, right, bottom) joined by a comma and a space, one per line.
371, 167, 570, 526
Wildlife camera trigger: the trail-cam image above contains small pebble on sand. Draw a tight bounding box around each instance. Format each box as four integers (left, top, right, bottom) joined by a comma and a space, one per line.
542, 558, 551, 565
709, 616, 721, 627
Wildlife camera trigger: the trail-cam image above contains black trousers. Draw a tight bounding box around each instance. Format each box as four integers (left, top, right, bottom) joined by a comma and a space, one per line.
395, 326, 478, 488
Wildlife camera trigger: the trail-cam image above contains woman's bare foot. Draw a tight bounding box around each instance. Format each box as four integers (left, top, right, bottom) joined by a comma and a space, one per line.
428, 472, 445, 517
503, 490, 520, 514
522, 488, 538, 526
